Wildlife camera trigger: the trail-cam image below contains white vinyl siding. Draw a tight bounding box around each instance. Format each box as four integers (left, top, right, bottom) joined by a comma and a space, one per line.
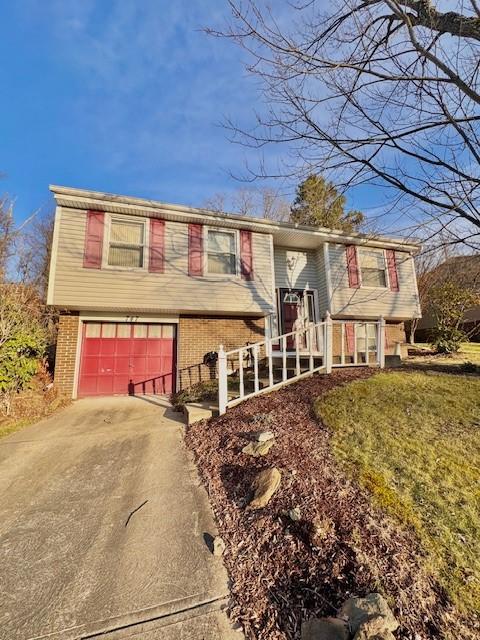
274, 247, 318, 290
315, 246, 329, 316
51, 207, 275, 315
328, 243, 420, 319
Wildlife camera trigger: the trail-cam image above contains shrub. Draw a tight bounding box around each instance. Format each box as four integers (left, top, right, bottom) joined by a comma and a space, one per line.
0, 284, 46, 414
431, 327, 465, 354
429, 282, 479, 354
170, 379, 218, 411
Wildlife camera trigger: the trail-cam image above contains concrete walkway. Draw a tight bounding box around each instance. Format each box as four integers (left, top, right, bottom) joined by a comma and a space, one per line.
0, 396, 237, 639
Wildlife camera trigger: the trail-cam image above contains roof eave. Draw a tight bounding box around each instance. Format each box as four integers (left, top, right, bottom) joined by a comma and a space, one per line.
49, 184, 422, 253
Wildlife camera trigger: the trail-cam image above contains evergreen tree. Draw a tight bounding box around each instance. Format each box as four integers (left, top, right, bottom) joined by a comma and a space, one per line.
290, 174, 364, 232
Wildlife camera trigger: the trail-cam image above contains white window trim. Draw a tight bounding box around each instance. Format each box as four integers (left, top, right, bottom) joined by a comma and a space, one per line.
358, 247, 390, 290
203, 226, 240, 278
102, 213, 150, 272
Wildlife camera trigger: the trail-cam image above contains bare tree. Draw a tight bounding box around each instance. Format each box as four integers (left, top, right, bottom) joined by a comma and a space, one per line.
210, 1, 480, 248
17, 209, 55, 297
202, 185, 290, 220
0, 196, 15, 283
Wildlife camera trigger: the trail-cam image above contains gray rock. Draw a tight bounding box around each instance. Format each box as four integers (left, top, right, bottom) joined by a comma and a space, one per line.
353, 615, 396, 639
301, 617, 349, 640
254, 430, 275, 442
247, 467, 281, 509
339, 593, 398, 636
250, 412, 274, 427
288, 506, 301, 521
213, 536, 226, 557
242, 439, 275, 457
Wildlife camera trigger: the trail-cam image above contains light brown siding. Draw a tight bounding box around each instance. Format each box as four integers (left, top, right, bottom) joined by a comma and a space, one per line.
51, 207, 275, 315
328, 244, 420, 320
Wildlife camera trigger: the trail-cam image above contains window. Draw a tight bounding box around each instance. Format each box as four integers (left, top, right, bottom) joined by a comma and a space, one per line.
356, 323, 378, 353
108, 219, 145, 268
207, 229, 237, 275
359, 248, 387, 287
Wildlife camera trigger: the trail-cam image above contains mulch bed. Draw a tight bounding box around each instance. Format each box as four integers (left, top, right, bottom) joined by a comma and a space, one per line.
185, 369, 475, 640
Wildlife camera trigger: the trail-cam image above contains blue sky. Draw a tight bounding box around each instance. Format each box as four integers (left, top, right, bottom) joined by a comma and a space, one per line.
1, 0, 379, 226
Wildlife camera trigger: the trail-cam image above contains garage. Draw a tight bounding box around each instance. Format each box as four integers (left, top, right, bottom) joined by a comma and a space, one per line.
78, 322, 176, 397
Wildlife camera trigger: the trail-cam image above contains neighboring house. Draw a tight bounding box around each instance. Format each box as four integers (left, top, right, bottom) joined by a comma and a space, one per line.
415, 254, 480, 342
47, 185, 422, 399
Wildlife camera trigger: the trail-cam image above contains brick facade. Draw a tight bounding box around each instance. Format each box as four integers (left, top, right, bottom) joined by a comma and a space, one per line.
178, 315, 265, 389
54, 313, 80, 397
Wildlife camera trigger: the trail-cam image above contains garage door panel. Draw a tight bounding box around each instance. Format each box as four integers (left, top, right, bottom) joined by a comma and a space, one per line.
80, 376, 99, 395
97, 376, 115, 395
83, 340, 102, 356
113, 376, 130, 395
115, 356, 131, 374
82, 357, 100, 375
146, 356, 162, 374
78, 322, 176, 397
145, 340, 162, 355
100, 341, 116, 355
98, 356, 115, 373
132, 341, 148, 355
115, 340, 131, 355
162, 341, 174, 357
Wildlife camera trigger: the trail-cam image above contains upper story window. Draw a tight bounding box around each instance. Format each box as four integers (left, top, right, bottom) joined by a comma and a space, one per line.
359, 248, 387, 288
207, 229, 237, 275
108, 219, 145, 268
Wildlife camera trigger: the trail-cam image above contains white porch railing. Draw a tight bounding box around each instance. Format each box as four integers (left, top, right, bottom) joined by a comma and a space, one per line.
218, 313, 385, 414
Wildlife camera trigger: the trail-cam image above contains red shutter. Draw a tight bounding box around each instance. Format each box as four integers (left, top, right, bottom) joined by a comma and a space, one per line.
386, 249, 399, 291
188, 223, 203, 276
346, 245, 360, 288
149, 218, 165, 273
240, 229, 254, 281
345, 323, 355, 353
83, 211, 104, 269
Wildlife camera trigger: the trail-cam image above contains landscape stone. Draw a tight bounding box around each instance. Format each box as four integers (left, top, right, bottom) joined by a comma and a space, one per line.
301, 616, 349, 640
353, 614, 396, 639
247, 467, 281, 509
288, 506, 301, 521
254, 430, 275, 442
212, 536, 226, 557
339, 593, 398, 636
242, 439, 275, 457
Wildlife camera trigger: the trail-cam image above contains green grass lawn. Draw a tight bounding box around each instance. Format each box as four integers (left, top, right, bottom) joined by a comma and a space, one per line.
314, 371, 480, 614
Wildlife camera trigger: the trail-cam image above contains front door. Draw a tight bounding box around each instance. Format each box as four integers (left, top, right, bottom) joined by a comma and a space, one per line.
278, 289, 317, 349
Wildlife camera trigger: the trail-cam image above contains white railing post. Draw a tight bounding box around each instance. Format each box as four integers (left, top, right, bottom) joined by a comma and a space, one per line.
378, 316, 386, 368
282, 335, 287, 382
267, 338, 274, 388
238, 348, 245, 399
325, 311, 333, 373
308, 324, 314, 371
218, 345, 228, 414
253, 344, 259, 393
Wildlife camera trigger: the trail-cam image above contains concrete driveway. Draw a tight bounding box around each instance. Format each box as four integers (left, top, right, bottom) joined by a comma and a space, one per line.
0, 397, 237, 640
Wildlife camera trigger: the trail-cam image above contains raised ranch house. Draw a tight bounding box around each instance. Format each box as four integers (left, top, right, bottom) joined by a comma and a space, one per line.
47, 186, 421, 405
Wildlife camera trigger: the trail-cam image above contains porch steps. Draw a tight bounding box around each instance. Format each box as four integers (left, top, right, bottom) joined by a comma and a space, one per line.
184, 401, 219, 425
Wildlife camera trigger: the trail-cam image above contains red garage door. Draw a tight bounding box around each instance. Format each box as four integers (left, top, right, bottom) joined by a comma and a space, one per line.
78, 322, 176, 397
